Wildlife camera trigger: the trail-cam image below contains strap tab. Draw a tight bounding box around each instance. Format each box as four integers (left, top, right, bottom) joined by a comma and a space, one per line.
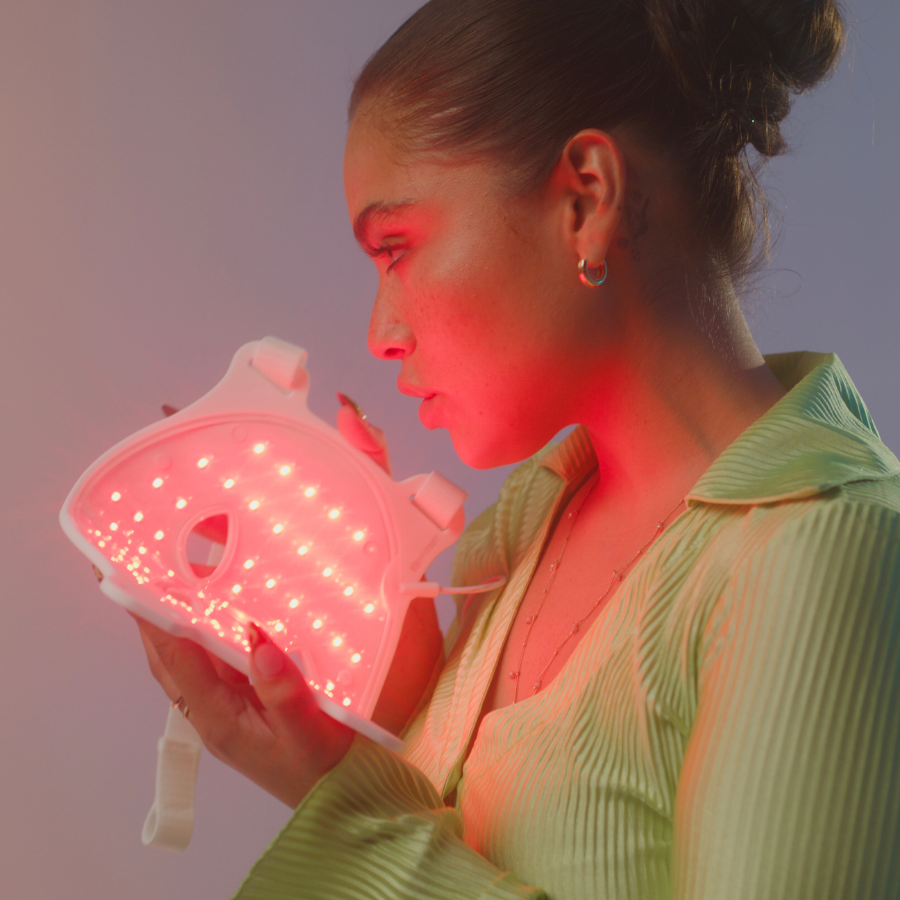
141, 705, 203, 852
411, 472, 467, 530
252, 336, 309, 392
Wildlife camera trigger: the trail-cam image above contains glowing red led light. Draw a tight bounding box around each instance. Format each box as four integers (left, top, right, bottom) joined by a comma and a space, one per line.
60, 336, 469, 753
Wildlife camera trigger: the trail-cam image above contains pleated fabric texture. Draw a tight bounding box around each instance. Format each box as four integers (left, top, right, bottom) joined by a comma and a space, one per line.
233, 352, 900, 900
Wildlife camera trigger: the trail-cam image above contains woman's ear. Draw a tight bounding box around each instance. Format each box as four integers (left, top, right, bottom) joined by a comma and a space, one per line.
552, 129, 626, 268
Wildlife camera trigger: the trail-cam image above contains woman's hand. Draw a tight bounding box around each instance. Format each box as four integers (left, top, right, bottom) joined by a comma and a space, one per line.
335, 392, 392, 476
125, 395, 441, 805
135, 616, 354, 808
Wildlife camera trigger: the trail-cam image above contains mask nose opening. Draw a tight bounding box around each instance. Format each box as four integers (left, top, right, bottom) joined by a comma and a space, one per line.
185, 514, 229, 578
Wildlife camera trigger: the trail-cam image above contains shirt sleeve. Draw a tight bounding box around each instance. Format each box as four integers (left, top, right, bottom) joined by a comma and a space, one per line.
673, 500, 900, 899
230, 735, 546, 900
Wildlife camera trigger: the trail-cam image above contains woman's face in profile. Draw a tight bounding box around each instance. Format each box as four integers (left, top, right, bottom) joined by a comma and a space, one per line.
343, 112, 605, 469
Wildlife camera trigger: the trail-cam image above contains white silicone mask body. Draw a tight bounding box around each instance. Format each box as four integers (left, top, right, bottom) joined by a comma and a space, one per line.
60, 338, 467, 747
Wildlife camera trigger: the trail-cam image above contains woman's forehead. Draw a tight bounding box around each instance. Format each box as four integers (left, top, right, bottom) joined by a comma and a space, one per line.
343, 117, 410, 207
343, 118, 499, 221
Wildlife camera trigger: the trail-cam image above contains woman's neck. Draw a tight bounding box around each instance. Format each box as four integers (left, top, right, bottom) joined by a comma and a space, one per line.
576, 283, 786, 513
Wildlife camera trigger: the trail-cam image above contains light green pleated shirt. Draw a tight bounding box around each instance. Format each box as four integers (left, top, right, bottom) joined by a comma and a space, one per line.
233, 352, 900, 900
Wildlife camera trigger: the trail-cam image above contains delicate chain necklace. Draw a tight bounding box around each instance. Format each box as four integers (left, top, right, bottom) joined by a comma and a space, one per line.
511, 475, 685, 702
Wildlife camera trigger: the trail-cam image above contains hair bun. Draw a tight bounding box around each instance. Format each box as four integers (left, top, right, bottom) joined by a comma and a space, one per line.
645, 0, 845, 156
747, 0, 845, 88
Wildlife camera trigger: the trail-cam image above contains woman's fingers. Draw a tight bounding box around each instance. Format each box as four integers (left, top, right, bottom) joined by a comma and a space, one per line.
132, 614, 184, 701
208, 652, 252, 687
246, 623, 318, 722
130, 613, 354, 807
242, 622, 355, 806
133, 616, 240, 723
336, 394, 392, 475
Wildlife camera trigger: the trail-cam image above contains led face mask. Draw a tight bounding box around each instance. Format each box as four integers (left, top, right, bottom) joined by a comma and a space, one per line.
60, 338, 497, 751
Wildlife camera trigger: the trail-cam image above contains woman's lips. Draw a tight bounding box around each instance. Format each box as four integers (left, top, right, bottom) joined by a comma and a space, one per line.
397, 380, 436, 401
417, 394, 440, 428
397, 380, 439, 426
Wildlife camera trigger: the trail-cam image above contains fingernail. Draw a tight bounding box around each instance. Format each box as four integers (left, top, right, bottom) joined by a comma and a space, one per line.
246, 621, 267, 650
336, 392, 367, 421
247, 622, 284, 677
92, 565, 104, 583
254, 643, 285, 678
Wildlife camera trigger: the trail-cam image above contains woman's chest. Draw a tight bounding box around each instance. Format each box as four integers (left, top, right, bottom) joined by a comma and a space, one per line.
458, 615, 686, 900
479, 487, 687, 717
400, 502, 741, 899
479, 543, 626, 715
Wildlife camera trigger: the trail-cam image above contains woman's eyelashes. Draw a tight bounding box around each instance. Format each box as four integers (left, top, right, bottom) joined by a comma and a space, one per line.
372, 243, 408, 271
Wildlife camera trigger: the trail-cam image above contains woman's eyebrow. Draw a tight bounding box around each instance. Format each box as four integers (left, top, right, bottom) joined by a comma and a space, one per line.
353, 200, 415, 251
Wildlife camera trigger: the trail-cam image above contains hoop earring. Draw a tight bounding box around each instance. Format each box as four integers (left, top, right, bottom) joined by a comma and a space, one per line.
578, 259, 607, 288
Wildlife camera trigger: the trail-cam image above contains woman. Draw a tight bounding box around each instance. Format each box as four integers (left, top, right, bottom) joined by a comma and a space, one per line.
136, 1, 900, 897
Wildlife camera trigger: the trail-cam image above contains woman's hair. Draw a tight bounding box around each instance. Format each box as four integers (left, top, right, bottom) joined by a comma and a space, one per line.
350, 0, 844, 282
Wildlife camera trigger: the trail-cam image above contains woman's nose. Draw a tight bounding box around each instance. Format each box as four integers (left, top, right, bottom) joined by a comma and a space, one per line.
367, 284, 416, 361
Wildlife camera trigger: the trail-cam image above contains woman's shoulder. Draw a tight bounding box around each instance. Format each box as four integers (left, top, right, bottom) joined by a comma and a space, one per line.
691, 466, 900, 572
662, 477, 900, 658
693, 480, 900, 661
837, 470, 900, 515
655, 481, 900, 728
745, 473, 900, 559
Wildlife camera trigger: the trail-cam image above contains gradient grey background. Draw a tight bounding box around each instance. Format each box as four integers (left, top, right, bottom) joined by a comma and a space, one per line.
1, 1, 896, 897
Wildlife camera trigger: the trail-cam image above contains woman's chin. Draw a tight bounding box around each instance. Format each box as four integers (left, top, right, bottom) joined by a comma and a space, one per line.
419, 398, 542, 469
448, 427, 533, 471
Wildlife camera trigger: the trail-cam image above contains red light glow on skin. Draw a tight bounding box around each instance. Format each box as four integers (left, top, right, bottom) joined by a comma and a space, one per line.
344, 108, 791, 553
344, 115, 600, 469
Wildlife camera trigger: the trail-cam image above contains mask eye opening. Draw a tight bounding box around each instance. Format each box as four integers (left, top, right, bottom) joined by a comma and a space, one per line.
185, 514, 229, 578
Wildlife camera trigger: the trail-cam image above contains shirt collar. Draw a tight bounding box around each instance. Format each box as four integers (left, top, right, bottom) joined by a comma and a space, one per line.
537, 352, 900, 506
